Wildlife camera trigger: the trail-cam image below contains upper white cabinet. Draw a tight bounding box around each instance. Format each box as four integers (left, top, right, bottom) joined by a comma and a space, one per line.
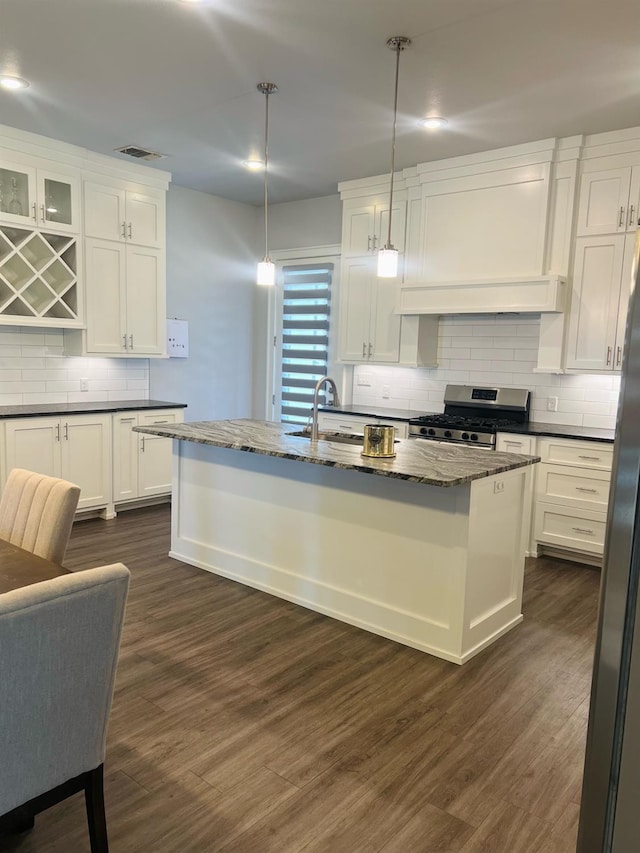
0, 158, 80, 234
565, 233, 636, 371
576, 166, 640, 236
84, 182, 164, 248
82, 238, 165, 356
339, 257, 401, 363
342, 197, 407, 257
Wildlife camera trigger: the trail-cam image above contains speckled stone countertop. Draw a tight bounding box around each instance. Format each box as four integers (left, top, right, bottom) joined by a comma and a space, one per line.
134, 418, 540, 488
0, 400, 187, 419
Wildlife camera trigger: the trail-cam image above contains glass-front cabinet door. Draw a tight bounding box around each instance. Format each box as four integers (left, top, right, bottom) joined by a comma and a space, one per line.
0, 162, 37, 227
36, 169, 79, 234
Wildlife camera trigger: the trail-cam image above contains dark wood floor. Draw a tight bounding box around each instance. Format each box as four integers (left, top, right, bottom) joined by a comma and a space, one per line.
4, 505, 600, 853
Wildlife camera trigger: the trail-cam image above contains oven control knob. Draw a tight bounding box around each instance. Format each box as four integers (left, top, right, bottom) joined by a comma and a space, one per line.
444, 430, 452, 438
428, 428, 436, 436
419, 427, 428, 435
461, 432, 469, 440
470, 433, 479, 442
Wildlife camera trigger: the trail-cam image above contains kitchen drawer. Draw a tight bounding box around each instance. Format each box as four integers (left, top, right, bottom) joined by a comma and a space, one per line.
536, 463, 611, 511
140, 409, 182, 427
534, 502, 606, 555
317, 413, 368, 434
496, 433, 536, 455
537, 437, 613, 471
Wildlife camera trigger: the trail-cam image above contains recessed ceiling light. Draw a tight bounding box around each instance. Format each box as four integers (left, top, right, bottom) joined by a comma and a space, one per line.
421, 116, 448, 130
243, 158, 264, 172
0, 75, 30, 91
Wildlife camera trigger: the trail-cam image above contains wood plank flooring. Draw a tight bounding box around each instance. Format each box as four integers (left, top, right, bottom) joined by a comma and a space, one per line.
2, 505, 600, 853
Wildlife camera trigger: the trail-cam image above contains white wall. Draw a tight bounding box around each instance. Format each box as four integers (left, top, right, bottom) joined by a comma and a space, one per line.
353, 315, 621, 430
150, 185, 257, 422
0, 327, 148, 404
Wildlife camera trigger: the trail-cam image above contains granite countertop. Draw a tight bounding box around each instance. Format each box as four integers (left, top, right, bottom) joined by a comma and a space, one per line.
501, 421, 615, 444
134, 418, 539, 488
0, 400, 187, 419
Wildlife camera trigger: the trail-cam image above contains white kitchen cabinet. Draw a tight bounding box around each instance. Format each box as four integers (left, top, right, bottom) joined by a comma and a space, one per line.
565, 233, 636, 371
80, 238, 165, 356
0, 158, 80, 234
342, 197, 406, 257
495, 433, 536, 455
317, 411, 409, 438
338, 257, 401, 363
4, 414, 112, 512
84, 181, 164, 248
576, 166, 640, 237
532, 436, 613, 560
113, 408, 184, 504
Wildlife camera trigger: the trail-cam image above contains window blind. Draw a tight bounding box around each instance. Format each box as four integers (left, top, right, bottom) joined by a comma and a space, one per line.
280, 262, 333, 424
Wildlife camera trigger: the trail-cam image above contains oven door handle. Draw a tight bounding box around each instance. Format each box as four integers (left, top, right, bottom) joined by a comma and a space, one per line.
410, 437, 494, 451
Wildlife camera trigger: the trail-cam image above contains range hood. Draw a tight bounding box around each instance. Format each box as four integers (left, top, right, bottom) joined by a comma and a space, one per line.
397, 274, 567, 316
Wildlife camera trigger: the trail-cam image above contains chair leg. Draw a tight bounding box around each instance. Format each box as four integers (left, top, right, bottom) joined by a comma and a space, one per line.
84, 765, 109, 853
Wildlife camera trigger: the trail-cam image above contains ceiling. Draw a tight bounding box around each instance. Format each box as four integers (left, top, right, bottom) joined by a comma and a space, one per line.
0, 0, 638, 205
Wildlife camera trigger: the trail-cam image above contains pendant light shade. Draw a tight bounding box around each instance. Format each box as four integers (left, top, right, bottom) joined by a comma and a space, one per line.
378, 36, 411, 279
256, 82, 278, 286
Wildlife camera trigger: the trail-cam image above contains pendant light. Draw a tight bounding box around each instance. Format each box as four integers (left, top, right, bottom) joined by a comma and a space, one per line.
256, 81, 278, 286
378, 36, 411, 279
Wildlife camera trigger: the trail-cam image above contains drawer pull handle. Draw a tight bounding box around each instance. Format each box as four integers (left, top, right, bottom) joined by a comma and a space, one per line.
576, 487, 598, 493
619, 206, 625, 228
578, 455, 600, 461
573, 527, 594, 535
153, 420, 169, 424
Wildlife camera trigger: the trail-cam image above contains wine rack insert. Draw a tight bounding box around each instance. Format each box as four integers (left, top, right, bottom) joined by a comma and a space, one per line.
0, 226, 80, 325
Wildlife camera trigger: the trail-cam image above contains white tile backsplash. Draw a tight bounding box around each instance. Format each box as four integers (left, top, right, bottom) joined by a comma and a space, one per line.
0, 328, 149, 404
352, 315, 621, 430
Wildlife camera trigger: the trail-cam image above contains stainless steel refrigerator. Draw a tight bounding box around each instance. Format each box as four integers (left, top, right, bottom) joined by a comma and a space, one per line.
578, 229, 640, 852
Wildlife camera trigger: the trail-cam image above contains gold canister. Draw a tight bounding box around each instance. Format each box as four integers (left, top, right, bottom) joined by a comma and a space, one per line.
361, 424, 396, 458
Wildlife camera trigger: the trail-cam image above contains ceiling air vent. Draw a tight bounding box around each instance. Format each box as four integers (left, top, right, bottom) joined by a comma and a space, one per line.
115, 145, 166, 161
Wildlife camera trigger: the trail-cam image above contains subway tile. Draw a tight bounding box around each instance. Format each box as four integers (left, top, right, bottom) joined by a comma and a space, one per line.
46, 380, 81, 392
583, 414, 617, 429
558, 400, 611, 415
471, 348, 515, 361
0, 369, 22, 382
0, 357, 24, 368
0, 346, 22, 357
66, 391, 109, 403
21, 392, 68, 404
107, 389, 148, 401
0, 393, 23, 404
0, 381, 37, 394
18, 334, 46, 347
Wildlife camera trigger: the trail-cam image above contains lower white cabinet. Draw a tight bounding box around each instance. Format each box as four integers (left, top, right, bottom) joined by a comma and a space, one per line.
113, 408, 184, 504
532, 436, 613, 559
4, 414, 112, 511
495, 433, 536, 455
317, 412, 409, 438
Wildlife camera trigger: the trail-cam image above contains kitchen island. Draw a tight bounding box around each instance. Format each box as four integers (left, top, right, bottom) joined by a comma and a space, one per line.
135, 419, 539, 664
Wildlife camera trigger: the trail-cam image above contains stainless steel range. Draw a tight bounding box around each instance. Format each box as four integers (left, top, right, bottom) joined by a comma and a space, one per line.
409, 385, 531, 449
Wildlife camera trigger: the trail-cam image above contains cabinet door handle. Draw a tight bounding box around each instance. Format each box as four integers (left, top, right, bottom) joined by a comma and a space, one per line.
64, 422, 69, 441
128, 222, 132, 239
141, 436, 145, 452
129, 333, 134, 349
576, 487, 598, 493
55, 423, 60, 442
629, 205, 636, 228
606, 346, 612, 365
368, 342, 372, 358
372, 234, 377, 251
616, 346, 622, 366
123, 334, 128, 350
619, 206, 625, 228
367, 235, 371, 252
578, 455, 601, 461
573, 527, 594, 535
122, 221, 127, 238
40, 204, 45, 223
362, 342, 366, 357
32, 202, 37, 222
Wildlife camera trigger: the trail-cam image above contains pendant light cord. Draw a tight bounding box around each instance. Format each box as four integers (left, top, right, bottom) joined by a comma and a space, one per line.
386, 43, 402, 249
263, 89, 270, 260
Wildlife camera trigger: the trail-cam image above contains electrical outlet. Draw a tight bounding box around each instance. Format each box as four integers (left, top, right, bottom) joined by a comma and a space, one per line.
80, 377, 89, 392
382, 385, 390, 399
494, 480, 505, 494
546, 396, 558, 412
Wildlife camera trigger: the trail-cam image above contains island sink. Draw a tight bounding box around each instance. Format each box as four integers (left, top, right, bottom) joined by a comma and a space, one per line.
288, 429, 366, 446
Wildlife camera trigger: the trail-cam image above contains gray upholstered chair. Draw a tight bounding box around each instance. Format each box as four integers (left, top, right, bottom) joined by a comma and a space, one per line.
0, 563, 130, 852
0, 468, 81, 564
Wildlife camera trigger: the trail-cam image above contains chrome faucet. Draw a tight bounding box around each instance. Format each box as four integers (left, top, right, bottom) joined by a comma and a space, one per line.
310, 376, 341, 442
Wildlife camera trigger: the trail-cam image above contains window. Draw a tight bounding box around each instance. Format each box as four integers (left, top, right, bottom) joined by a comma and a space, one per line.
275, 261, 334, 425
